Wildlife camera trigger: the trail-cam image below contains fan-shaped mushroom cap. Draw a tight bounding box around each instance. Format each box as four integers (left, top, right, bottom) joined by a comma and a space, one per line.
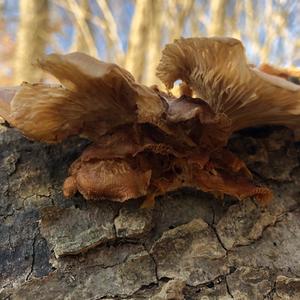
157, 37, 300, 134
0, 52, 166, 143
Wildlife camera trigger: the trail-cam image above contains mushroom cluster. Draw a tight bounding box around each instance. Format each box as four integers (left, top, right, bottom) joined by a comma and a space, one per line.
0, 37, 299, 207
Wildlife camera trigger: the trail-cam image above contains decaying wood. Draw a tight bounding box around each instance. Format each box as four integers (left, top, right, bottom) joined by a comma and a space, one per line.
1, 37, 300, 209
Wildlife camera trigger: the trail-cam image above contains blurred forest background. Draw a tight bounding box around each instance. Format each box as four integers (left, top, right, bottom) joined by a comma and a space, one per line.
0, 0, 299, 86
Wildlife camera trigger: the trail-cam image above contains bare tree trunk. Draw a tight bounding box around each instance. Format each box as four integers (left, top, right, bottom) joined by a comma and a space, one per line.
262, 1, 288, 65
96, 0, 124, 63
71, 0, 91, 53
0, 0, 4, 15
189, 2, 207, 37
144, 1, 164, 85
125, 0, 151, 82
245, 0, 261, 58
293, 39, 300, 64
127, 0, 195, 84
14, 0, 49, 84
260, 0, 275, 63
228, 0, 242, 40
68, 0, 98, 57
167, 0, 195, 41
208, 0, 228, 36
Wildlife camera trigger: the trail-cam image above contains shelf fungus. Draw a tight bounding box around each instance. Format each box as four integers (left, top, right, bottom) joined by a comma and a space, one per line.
1, 37, 300, 207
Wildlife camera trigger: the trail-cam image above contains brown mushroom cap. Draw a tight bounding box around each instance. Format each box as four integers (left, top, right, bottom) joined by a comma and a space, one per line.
0, 52, 166, 143
157, 37, 300, 134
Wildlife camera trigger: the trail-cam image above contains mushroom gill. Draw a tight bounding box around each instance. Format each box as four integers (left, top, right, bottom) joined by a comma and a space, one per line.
156, 37, 300, 133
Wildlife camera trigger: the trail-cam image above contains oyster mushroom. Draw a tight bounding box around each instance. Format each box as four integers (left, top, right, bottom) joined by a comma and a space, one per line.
156, 37, 300, 133
1, 37, 299, 206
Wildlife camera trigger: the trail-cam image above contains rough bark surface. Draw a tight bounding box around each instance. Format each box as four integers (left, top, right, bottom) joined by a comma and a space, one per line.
0, 122, 299, 300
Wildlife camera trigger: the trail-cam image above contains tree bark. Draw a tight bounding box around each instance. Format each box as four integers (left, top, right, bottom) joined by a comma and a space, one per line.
125, 0, 152, 82
14, 0, 49, 84
0, 123, 299, 299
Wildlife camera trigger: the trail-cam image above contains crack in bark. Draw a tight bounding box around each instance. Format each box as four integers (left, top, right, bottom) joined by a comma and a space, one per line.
0, 210, 14, 221
212, 225, 228, 252
224, 275, 234, 299
184, 268, 237, 298
25, 230, 38, 281
210, 205, 229, 254
209, 207, 229, 253
210, 203, 218, 226
1, 294, 12, 300
230, 205, 300, 250
265, 279, 277, 300
142, 243, 159, 284
112, 206, 121, 239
